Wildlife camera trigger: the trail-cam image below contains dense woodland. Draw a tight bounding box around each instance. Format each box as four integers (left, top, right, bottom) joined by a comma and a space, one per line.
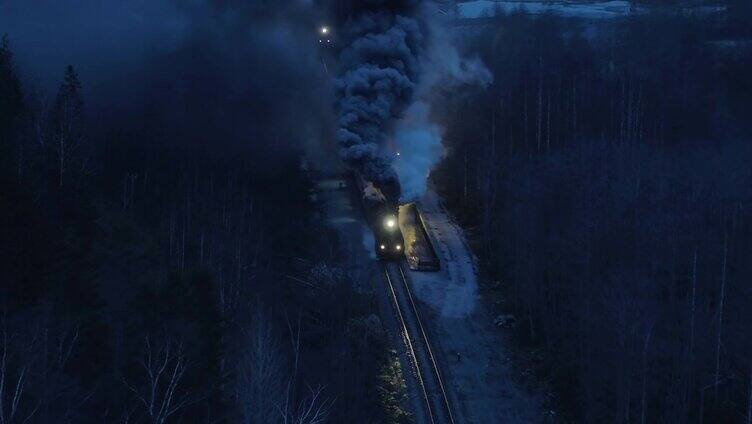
3, 1, 752, 423
433, 4, 752, 423
0, 13, 400, 423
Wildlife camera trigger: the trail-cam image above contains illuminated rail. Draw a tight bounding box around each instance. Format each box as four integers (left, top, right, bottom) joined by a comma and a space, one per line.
384, 263, 455, 424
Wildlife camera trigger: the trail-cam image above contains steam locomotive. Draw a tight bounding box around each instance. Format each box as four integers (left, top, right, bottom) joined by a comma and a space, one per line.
358, 177, 405, 261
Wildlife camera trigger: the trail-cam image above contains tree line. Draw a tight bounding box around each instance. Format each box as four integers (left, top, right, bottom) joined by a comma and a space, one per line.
432, 6, 752, 423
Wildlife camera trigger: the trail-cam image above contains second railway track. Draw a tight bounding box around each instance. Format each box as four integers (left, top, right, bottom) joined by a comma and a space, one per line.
384, 262, 455, 424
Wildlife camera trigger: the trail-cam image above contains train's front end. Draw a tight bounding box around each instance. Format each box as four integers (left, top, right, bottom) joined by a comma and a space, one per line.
376, 212, 405, 260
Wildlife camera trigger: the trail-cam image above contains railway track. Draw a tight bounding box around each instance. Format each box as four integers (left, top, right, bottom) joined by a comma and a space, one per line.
384, 263, 455, 424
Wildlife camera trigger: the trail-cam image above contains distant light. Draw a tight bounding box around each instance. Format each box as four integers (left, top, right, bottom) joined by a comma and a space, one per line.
396, 151, 401, 156
396, 244, 402, 251
320, 26, 329, 35
380, 244, 386, 250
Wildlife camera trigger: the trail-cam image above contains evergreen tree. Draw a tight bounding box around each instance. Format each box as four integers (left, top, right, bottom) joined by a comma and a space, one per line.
0, 35, 23, 163
50, 65, 85, 187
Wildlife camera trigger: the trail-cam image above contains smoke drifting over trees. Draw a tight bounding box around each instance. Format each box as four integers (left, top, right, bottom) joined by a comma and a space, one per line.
332, 0, 425, 192
333, 0, 491, 201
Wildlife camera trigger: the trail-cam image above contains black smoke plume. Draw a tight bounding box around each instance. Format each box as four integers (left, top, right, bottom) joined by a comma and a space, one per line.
332, 0, 426, 194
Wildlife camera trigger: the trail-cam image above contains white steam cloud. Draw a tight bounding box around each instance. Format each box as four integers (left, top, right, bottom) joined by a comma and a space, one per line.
393, 3, 492, 202
393, 101, 443, 201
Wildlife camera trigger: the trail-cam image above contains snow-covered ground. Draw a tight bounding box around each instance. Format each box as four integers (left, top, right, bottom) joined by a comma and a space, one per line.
409, 193, 478, 318
457, 0, 642, 20
407, 189, 542, 422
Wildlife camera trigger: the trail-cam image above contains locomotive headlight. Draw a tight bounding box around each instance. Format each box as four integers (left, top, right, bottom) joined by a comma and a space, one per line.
385, 217, 396, 230
380, 244, 386, 250
396, 244, 402, 251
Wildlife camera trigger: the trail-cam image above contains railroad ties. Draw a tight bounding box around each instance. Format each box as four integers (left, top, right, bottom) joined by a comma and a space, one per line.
383, 263, 454, 424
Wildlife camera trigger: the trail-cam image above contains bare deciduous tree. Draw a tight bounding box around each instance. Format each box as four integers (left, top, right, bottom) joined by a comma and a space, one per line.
235, 309, 332, 424
124, 336, 193, 424
0, 327, 39, 424
236, 310, 284, 424
279, 385, 331, 424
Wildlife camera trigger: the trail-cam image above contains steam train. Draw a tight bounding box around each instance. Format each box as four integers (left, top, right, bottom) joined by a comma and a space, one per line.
357, 176, 405, 261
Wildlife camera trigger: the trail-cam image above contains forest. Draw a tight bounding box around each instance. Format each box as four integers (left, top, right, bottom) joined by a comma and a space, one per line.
3, 0, 752, 423
0, 3, 404, 422
432, 3, 752, 422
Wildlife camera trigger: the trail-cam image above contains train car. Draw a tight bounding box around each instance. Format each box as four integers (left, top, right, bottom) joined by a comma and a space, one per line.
359, 177, 405, 260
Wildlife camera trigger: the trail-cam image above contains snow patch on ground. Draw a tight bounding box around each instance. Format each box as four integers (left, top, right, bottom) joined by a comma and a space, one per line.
409, 191, 478, 318
407, 189, 541, 422
457, 0, 641, 20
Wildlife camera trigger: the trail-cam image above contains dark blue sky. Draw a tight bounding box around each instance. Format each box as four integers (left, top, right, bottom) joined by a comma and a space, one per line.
0, 0, 189, 92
